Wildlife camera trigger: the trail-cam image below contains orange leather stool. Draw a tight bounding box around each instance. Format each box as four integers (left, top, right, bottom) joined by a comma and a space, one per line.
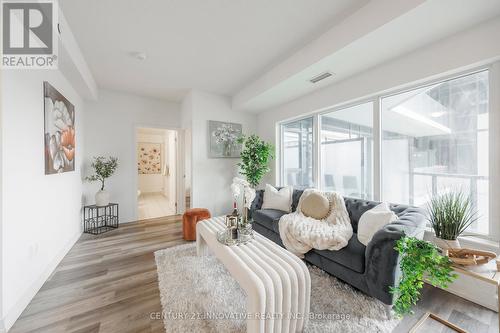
182, 208, 211, 241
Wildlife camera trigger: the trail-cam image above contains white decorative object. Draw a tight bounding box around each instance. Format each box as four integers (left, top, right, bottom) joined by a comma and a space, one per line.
262, 184, 292, 212
95, 190, 110, 206
230, 182, 241, 200
433, 236, 461, 250
279, 189, 353, 258
231, 177, 256, 216
357, 202, 398, 246
196, 217, 311, 333
243, 186, 256, 209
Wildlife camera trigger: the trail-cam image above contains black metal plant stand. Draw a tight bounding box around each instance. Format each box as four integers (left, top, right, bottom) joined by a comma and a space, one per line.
83, 203, 119, 235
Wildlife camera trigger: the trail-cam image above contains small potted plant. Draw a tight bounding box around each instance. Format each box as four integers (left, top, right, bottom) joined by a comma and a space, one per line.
390, 236, 457, 316
85, 156, 118, 206
427, 190, 478, 250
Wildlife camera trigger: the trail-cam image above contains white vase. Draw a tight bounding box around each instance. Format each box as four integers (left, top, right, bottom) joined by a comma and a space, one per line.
433, 235, 461, 250
95, 190, 110, 206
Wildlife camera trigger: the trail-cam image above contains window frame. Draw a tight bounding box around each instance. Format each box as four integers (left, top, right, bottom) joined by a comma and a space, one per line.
278, 63, 498, 241
279, 115, 317, 188
317, 100, 376, 199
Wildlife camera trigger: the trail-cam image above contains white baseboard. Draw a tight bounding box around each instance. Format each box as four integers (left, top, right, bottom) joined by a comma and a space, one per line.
1, 231, 82, 332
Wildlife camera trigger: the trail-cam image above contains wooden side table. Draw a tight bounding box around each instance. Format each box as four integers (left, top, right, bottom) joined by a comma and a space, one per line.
83, 203, 119, 235
450, 260, 499, 328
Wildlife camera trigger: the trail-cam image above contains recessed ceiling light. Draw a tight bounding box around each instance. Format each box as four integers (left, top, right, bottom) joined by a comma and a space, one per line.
130, 51, 147, 61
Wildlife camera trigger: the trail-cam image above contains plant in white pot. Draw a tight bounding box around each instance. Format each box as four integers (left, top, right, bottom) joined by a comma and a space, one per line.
85, 156, 118, 207
427, 190, 478, 251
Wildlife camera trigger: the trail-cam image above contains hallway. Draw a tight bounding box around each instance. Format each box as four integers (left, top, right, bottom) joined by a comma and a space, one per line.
138, 192, 176, 220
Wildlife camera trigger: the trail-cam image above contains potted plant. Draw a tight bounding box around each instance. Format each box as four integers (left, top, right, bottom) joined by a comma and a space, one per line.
85, 156, 118, 206
237, 134, 274, 188
427, 191, 478, 250
390, 236, 457, 316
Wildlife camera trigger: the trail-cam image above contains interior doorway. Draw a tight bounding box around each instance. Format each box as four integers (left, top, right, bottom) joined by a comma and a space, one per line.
136, 127, 178, 220
184, 129, 191, 210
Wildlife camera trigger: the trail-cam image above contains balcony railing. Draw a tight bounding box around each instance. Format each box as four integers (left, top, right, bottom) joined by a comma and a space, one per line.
410, 170, 488, 222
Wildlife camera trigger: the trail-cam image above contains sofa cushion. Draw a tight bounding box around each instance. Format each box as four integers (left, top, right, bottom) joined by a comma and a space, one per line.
252, 209, 286, 233
313, 234, 366, 273
344, 197, 411, 233
262, 185, 293, 212
357, 202, 398, 246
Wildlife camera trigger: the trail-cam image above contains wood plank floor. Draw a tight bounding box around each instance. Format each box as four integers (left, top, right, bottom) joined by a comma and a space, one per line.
10, 216, 187, 333
10, 216, 498, 332
137, 193, 176, 220
396, 284, 498, 332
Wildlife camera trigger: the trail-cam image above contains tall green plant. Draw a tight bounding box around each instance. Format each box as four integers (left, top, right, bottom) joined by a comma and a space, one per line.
428, 191, 478, 240
85, 156, 118, 190
237, 135, 274, 188
390, 236, 457, 316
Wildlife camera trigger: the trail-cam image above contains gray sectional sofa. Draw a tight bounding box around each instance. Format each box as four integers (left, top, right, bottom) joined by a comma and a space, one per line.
249, 188, 426, 305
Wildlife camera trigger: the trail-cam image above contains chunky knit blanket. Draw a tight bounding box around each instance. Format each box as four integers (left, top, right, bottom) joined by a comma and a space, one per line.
279, 189, 353, 258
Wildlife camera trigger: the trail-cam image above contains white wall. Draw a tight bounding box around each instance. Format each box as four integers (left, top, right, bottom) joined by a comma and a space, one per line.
257, 17, 500, 185
83, 90, 180, 222
137, 133, 165, 193
182, 90, 257, 216
1, 70, 84, 330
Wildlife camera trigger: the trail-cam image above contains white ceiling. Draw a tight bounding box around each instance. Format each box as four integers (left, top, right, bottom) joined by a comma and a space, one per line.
60, 0, 368, 101
235, 0, 500, 111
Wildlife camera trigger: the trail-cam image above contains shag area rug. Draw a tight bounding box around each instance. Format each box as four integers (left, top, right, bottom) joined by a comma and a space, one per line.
154, 243, 400, 332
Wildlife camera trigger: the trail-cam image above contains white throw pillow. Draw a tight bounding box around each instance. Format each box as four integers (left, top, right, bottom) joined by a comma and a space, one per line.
357, 202, 398, 246
262, 184, 293, 212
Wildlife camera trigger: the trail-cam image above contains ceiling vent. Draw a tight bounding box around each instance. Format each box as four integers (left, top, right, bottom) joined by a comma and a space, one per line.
309, 72, 333, 84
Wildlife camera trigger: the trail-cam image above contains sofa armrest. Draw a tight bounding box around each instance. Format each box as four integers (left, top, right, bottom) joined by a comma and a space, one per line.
364, 207, 426, 304
249, 190, 265, 218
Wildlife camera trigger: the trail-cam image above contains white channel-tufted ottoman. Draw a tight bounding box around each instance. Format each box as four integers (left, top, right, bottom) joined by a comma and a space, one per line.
196, 216, 311, 333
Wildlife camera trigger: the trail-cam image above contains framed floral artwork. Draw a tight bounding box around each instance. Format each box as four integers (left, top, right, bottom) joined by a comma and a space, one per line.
208, 120, 242, 158
138, 143, 162, 174
44, 81, 75, 174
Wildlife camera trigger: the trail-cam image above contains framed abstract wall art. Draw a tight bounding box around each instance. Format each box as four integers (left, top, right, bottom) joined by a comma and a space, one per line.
44, 81, 75, 174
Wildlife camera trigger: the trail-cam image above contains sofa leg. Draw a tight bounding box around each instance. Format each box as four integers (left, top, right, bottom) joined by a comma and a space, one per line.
384, 305, 392, 320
